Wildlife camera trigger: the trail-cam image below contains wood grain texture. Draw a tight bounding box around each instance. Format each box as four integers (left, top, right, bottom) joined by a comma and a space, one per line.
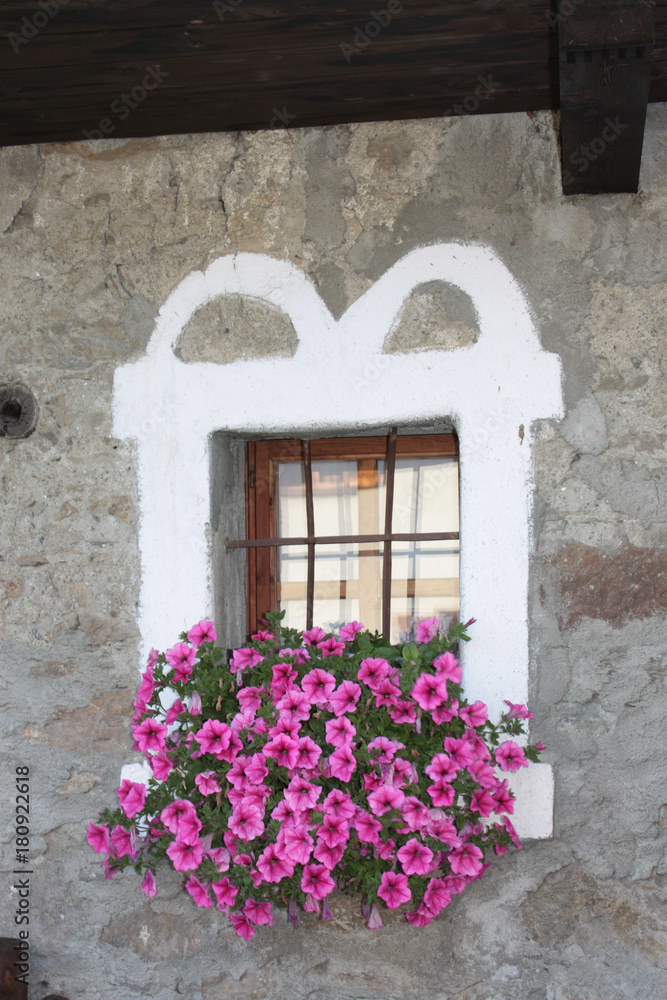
1, 0, 665, 146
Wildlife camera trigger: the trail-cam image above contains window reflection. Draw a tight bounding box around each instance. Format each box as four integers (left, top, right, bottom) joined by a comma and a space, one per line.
276, 455, 459, 642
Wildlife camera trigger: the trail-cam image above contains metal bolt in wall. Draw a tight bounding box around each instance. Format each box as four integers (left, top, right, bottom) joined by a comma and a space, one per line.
0, 384, 39, 439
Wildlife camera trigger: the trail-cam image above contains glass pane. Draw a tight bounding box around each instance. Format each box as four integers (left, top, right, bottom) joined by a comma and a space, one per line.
392, 457, 459, 534
391, 539, 459, 643
274, 448, 459, 641
277, 463, 307, 631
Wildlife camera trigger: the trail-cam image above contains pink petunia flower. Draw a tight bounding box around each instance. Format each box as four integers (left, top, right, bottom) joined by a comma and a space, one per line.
276, 686, 311, 723
354, 810, 382, 844
109, 825, 136, 858
368, 737, 397, 764
390, 700, 417, 725
426, 814, 460, 846
427, 778, 455, 808
285, 776, 322, 812
141, 869, 158, 898
281, 824, 314, 865
87, 822, 110, 854
423, 877, 452, 916
301, 863, 336, 900
295, 735, 322, 771
244, 899, 274, 926
166, 835, 204, 871
503, 700, 534, 721
425, 753, 459, 782
459, 700, 489, 728
448, 842, 484, 877
133, 717, 168, 754
328, 680, 362, 717
302, 626, 326, 646
301, 668, 336, 705
323, 789, 355, 821
491, 779, 515, 814
263, 733, 300, 770
376, 836, 396, 861
443, 737, 476, 769
433, 651, 462, 684
212, 876, 238, 910
373, 678, 402, 708
178, 809, 203, 846
194, 719, 232, 757
397, 837, 434, 876
405, 903, 436, 926
470, 788, 497, 817
317, 814, 350, 849
495, 741, 529, 773
229, 647, 265, 674
368, 784, 405, 816
256, 843, 294, 883
317, 636, 346, 658
329, 745, 356, 782
339, 620, 365, 642
185, 875, 213, 908
187, 620, 217, 647
237, 686, 263, 713
377, 871, 411, 909
160, 798, 197, 835
357, 657, 390, 689
411, 672, 448, 711
116, 779, 147, 820
278, 646, 311, 665
195, 770, 222, 796
189, 690, 202, 716
146, 647, 160, 669
503, 815, 522, 849
270, 661, 297, 698
165, 641, 197, 683
325, 716, 356, 748
230, 911, 256, 940
136, 666, 155, 704
271, 798, 299, 826
208, 846, 231, 872
165, 698, 186, 725
467, 759, 497, 788
312, 841, 344, 869
367, 901, 383, 929
401, 796, 431, 832
149, 749, 174, 782
251, 629, 274, 642
415, 616, 440, 643
432, 698, 459, 724
228, 801, 265, 842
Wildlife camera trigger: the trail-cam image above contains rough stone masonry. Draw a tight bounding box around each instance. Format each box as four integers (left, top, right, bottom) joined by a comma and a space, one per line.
1, 107, 666, 999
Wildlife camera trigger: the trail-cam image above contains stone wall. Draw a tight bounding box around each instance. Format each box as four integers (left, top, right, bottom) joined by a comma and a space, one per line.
1, 107, 666, 999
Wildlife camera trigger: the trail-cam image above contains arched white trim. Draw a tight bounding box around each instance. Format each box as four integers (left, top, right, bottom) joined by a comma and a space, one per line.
114, 244, 562, 838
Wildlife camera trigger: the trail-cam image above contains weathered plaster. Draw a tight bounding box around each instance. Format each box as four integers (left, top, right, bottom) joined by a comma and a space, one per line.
1, 106, 666, 1000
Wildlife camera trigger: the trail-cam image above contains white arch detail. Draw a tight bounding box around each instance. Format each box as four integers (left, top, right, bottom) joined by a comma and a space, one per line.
113, 244, 563, 837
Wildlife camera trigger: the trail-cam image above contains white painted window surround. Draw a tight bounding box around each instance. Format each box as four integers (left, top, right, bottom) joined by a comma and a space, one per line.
113, 244, 563, 838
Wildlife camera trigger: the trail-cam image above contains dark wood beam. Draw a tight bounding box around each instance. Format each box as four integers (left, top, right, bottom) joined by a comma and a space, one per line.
559, 0, 656, 195
0, 1, 665, 148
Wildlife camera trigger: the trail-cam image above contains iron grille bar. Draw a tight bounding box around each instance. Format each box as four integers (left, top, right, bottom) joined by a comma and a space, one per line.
227, 531, 459, 549
382, 427, 398, 637
302, 439, 315, 631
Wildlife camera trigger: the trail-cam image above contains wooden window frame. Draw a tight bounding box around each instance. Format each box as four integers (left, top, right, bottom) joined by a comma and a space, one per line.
229, 430, 459, 636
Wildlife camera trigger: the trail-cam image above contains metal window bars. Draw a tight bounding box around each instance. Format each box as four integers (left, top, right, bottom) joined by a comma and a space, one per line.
227, 428, 459, 635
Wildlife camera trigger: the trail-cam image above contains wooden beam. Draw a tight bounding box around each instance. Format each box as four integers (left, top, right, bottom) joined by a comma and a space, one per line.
559, 0, 656, 194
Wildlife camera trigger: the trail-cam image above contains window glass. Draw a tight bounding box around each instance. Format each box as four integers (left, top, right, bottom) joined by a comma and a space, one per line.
274, 449, 459, 641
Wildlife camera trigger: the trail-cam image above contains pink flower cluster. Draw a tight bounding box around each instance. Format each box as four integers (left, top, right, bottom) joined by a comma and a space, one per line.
89, 616, 540, 939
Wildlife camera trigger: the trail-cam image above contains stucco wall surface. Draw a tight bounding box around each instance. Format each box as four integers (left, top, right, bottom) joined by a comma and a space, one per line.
1, 107, 667, 1000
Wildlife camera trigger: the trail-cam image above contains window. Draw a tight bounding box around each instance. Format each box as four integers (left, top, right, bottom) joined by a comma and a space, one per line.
229, 429, 459, 641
